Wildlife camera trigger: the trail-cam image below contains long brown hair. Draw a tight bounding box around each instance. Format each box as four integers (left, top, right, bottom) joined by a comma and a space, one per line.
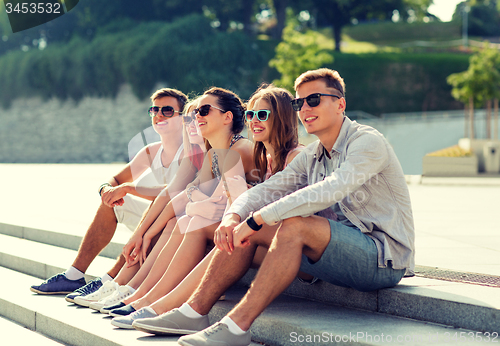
247, 84, 299, 182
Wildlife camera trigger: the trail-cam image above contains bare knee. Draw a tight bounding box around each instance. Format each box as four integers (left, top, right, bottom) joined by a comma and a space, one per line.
185, 216, 217, 237
277, 217, 307, 242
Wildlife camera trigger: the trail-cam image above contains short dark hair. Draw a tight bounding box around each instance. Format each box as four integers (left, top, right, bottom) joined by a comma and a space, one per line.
150, 88, 188, 112
294, 68, 345, 98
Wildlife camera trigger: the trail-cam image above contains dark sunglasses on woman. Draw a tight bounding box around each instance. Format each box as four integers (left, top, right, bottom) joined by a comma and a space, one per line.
194, 104, 226, 117
148, 106, 182, 118
245, 110, 270, 122
291, 93, 341, 112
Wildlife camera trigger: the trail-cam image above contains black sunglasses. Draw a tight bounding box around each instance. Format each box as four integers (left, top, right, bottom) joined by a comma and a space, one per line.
194, 104, 226, 117
148, 106, 182, 118
182, 111, 197, 124
245, 110, 271, 122
291, 93, 341, 111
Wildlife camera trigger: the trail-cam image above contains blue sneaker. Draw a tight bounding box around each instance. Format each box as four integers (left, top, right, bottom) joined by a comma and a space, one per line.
109, 304, 136, 317
65, 277, 103, 303
30, 273, 86, 295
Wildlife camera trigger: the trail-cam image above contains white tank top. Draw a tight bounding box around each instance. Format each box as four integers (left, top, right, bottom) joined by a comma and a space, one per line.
136, 143, 184, 187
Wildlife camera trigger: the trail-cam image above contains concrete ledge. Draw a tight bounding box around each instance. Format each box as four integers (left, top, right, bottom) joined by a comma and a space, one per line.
0, 233, 116, 281
0, 222, 123, 260
1, 316, 64, 346
380, 277, 500, 333
0, 266, 474, 346
2, 229, 499, 336
422, 155, 478, 177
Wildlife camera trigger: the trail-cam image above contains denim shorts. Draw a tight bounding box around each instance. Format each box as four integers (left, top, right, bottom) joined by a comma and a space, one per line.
299, 220, 405, 292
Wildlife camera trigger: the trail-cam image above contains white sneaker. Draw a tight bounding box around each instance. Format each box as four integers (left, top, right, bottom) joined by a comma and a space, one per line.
74, 280, 118, 307
89, 285, 135, 312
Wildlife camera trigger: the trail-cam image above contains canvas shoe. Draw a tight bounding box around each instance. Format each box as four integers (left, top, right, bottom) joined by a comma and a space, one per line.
74, 280, 118, 307
178, 322, 251, 346
109, 304, 136, 317
65, 277, 103, 303
100, 302, 126, 314
89, 285, 135, 312
111, 307, 158, 329
30, 273, 86, 295
132, 308, 209, 335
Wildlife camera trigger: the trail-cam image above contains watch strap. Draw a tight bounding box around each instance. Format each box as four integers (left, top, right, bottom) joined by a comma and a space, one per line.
246, 214, 263, 231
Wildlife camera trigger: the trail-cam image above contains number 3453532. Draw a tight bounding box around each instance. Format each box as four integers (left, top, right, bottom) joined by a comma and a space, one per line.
5, 2, 62, 14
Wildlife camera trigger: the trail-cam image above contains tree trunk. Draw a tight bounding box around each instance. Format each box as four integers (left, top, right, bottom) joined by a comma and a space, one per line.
271, 0, 287, 40
333, 22, 342, 52
464, 103, 469, 138
495, 98, 499, 140
469, 96, 474, 140
486, 99, 492, 139
242, 0, 255, 36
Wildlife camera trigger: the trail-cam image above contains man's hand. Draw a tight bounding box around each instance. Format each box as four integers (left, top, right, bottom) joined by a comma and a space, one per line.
214, 213, 241, 254
101, 184, 130, 208
185, 196, 227, 221
233, 210, 264, 249
233, 218, 257, 249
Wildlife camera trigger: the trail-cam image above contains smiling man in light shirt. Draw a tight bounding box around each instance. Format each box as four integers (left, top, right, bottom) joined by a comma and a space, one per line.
138, 69, 415, 346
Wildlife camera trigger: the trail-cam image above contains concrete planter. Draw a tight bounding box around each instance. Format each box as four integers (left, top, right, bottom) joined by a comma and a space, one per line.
422, 155, 478, 177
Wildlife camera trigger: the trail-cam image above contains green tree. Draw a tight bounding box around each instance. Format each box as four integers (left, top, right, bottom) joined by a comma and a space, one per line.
269, 14, 334, 91
448, 43, 500, 139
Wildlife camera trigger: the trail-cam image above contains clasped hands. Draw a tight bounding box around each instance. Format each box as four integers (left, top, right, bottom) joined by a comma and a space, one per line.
214, 212, 261, 255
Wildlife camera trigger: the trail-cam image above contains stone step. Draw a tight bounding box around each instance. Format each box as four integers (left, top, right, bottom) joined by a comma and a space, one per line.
0, 266, 487, 346
0, 316, 66, 346
1, 228, 499, 336
0, 232, 115, 281
0, 221, 125, 260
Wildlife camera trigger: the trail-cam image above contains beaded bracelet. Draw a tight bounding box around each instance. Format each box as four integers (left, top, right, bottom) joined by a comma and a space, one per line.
186, 186, 200, 202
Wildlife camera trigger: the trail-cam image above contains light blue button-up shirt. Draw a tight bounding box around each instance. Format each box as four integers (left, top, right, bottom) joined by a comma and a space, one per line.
228, 117, 415, 274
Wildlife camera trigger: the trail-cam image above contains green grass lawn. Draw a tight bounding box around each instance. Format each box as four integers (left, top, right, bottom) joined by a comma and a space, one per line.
321, 21, 467, 53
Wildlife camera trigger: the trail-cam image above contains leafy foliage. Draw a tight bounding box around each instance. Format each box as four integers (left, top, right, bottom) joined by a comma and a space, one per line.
0, 14, 267, 107
269, 16, 334, 91
447, 43, 500, 107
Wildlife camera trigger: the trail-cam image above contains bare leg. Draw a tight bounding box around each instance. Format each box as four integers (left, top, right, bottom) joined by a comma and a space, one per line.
125, 218, 177, 288
226, 216, 330, 330
148, 245, 268, 315
107, 255, 126, 281
188, 224, 278, 316
131, 216, 219, 309
122, 215, 191, 304
132, 191, 172, 240
149, 249, 214, 314
71, 202, 118, 273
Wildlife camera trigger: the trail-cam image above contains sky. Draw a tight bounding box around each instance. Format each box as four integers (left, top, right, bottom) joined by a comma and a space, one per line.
428, 0, 464, 22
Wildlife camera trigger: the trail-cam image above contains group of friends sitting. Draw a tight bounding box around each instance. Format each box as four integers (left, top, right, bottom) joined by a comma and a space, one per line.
30, 68, 415, 346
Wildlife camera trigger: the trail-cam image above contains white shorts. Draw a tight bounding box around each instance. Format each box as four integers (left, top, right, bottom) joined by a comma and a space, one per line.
113, 194, 151, 231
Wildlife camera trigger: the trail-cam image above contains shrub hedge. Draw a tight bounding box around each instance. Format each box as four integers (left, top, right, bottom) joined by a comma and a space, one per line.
328, 52, 470, 115
0, 14, 266, 107
0, 14, 472, 114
